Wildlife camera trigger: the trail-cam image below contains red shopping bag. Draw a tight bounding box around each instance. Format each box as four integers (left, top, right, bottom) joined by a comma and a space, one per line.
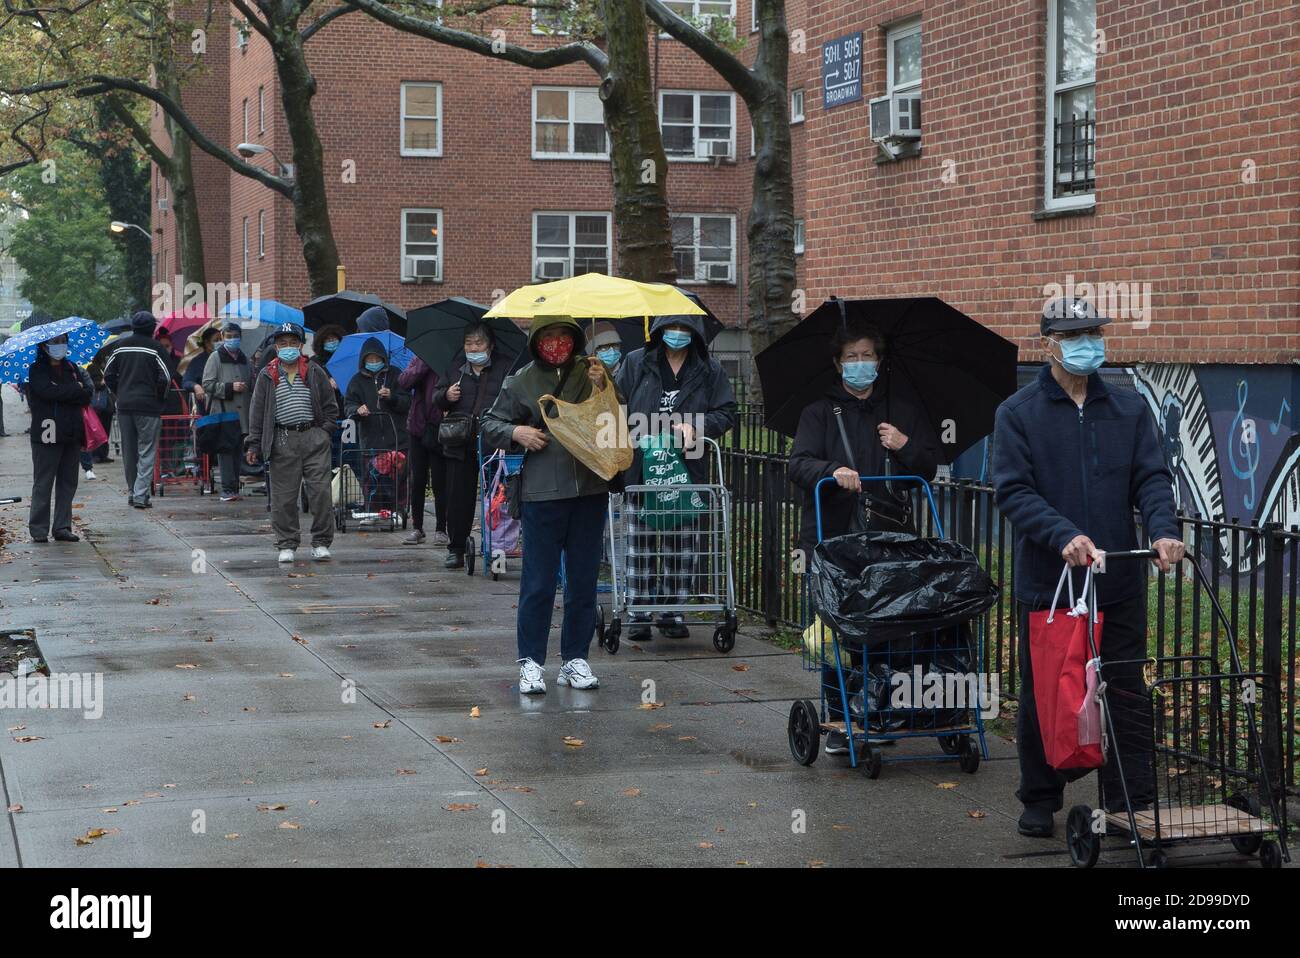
1028, 564, 1105, 770
81, 406, 108, 452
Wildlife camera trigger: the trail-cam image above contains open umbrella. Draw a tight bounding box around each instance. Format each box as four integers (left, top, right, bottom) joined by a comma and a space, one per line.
157, 306, 210, 345
485, 272, 705, 322
406, 297, 527, 376
0, 316, 109, 384
598, 289, 726, 351
326, 330, 413, 395
756, 297, 1018, 462
303, 291, 407, 336
221, 298, 304, 329
103, 316, 133, 335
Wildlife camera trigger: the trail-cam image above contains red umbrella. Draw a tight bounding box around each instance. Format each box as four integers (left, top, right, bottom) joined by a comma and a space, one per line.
156, 306, 210, 344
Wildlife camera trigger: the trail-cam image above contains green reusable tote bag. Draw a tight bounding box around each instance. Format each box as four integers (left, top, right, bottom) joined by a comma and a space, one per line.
639, 433, 708, 530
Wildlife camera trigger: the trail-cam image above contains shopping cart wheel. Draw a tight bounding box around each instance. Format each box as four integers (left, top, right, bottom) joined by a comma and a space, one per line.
857, 743, 882, 779
787, 700, 819, 766
939, 733, 964, 755
1259, 841, 1283, 869
712, 626, 736, 654
1226, 794, 1264, 856
957, 736, 980, 774
1066, 805, 1100, 868
594, 606, 606, 645
604, 624, 620, 655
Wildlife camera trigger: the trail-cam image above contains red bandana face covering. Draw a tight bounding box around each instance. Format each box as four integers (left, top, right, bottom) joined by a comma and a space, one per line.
537, 335, 574, 366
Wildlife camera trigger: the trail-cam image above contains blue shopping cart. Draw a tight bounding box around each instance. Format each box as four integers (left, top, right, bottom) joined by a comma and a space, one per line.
468, 432, 523, 579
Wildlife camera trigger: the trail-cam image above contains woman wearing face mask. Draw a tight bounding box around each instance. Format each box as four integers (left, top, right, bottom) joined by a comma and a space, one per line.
615, 313, 737, 640
432, 323, 510, 568
201, 322, 254, 501
588, 321, 624, 377
788, 317, 941, 755
183, 326, 222, 414
26, 334, 93, 543
310, 323, 347, 408
344, 338, 411, 454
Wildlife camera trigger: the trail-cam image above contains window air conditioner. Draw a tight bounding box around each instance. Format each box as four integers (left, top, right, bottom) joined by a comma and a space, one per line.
695, 138, 732, 160
870, 92, 922, 144
535, 257, 570, 281
702, 262, 733, 283
403, 257, 439, 281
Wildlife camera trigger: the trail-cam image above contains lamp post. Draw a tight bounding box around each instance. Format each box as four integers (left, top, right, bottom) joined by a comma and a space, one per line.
236, 142, 294, 180
109, 221, 151, 239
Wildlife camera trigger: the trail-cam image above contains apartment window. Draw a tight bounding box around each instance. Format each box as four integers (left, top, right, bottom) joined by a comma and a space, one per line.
401, 209, 443, 281
533, 212, 610, 280
672, 214, 735, 284
533, 87, 608, 159
400, 82, 443, 156
241, 217, 249, 282
665, 0, 733, 24
750, 125, 756, 157
258, 86, 265, 133
794, 219, 805, 255
750, 0, 757, 32
1045, 0, 1096, 207
532, 1, 571, 34
242, 98, 249, 141
660, 91, 735, 160
258, 209, 266, 257
790, 88, 805, 123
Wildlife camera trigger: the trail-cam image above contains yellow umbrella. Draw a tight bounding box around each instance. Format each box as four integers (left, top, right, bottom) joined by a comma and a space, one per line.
485, 273, 705, 331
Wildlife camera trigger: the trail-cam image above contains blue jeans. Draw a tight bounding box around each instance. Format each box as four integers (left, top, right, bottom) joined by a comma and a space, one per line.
517, 494, 606, 665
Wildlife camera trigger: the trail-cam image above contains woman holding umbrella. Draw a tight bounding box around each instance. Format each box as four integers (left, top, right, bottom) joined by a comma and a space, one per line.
788, 317, 941, 755
26, 334, 93, 542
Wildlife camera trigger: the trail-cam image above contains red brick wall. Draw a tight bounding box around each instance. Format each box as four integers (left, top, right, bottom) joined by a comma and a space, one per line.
800, 0, 1300, 364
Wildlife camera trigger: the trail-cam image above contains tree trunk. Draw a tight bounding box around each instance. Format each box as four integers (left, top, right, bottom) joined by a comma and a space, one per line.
744, 0, 797, 355
598, 0, 675, 284
272, 29, 341, 298
158, 66, 207, 291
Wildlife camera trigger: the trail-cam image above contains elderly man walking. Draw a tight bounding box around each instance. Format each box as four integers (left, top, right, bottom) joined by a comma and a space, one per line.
245, 322, 338, 564
992, 298, 1184, 839
103, 310, 171, 509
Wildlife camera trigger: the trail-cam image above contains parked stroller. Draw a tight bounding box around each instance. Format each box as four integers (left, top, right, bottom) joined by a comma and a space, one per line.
789, 475, 999, 778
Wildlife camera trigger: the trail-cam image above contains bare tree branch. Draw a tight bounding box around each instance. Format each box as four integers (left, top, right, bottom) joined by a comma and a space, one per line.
643, 0, 758, 101
300, 1, 359, 41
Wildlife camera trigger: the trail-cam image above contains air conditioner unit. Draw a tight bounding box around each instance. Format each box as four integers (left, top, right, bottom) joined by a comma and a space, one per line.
403, 257, 439, 282
702, 262, 733, 283
695, 138, 732, 160
157, 197, 169, 212
535, 257, 570, 281
870, 92, 922, 153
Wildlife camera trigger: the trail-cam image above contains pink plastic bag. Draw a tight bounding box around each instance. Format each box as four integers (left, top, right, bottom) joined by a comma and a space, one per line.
1077, 657, 1103, 748
81, 406, 108, 452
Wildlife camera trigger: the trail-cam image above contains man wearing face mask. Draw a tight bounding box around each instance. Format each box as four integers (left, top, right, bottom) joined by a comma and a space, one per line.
992, 297, 1182, 839
201, 322, 253, 501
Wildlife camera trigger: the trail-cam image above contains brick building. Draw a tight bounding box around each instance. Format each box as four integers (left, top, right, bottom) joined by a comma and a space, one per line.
797, 0, 1299, 530
151, 3, 794, 369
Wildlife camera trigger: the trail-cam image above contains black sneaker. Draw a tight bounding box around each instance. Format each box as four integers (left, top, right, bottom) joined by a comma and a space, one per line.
628, 616, 652, 640
444, 551, 464, 569
1017, 806, 1055, 838
656, 614, 689, 639
53, 532, 80, 542
824, 730, 850, 755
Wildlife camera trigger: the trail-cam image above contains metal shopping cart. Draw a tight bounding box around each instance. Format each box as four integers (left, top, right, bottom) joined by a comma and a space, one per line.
597, 436, 737, 655
333, 444, 409, 532
1064, 549, 1291, 869
468, 433, 522, 579
787, 474, 998, 778
154, 407, 213, 496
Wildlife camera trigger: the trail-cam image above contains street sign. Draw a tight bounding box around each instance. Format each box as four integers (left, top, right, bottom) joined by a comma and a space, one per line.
822, 32, 863, 108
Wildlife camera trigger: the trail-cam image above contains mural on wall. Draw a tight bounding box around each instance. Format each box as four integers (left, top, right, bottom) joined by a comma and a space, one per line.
1132, 364, 1298, 571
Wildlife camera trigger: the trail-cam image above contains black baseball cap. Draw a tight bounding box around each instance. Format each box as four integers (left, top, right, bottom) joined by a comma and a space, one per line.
1041, 298, 1112, 336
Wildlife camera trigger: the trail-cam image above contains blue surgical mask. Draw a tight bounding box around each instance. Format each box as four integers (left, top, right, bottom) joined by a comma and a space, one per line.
223, 338, 242, 352
46, 343, 68, 360
323, 340, 339, 353
1057, 334, 1105, 376
277, 346, 301, 363
365, 360, 386, 374
662, 329, 692, 351
466, 351, 489, 366
842, 360, 878, 391
597, 347, 622, 368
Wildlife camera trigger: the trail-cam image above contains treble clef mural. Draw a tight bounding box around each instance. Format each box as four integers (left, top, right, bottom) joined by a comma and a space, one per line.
1227, 379, 1259, 512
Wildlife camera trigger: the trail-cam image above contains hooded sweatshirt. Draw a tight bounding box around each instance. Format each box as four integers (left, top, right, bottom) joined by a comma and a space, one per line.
481, 316, 611, 502
356, 306, 391, 334
343, 336, 410, 450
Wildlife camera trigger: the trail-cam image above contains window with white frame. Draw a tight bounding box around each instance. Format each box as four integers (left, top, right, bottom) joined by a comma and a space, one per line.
665, 0, 734, 24
660, 91, 735, 160
258, 86, 265, 133
533, 87, 608, 159
258, 209, 266, 257
532, 0, 571, 34
242, 98, 249, 142
750, 0, 757, 32
400, 82, 442, 156
1045, 0, 1096, 207
672, 214, 735, 284
241, 217, 249, 282
402, 209, 442, 281
794, 219, 805, 255
790, 88, 805, 123
533, 212, 610, 280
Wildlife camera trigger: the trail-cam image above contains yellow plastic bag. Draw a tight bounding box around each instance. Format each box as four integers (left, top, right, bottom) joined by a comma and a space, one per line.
802, 616, 835, 663
539, 362, 633, 481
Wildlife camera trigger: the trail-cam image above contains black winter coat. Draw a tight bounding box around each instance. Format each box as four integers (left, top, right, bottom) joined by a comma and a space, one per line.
432, 351, 511, 460
343, 337, 410, 451
102, 333, 170, 415
27, 353, 93, 445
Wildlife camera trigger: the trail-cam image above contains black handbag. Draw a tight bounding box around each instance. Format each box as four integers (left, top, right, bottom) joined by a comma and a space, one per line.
438, 412, 472, 450
831, 405, 915, 534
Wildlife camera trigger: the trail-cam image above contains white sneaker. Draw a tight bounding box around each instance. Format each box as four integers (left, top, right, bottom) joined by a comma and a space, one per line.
311, 545, 331, 561
557, 658, 600, 690
84, 470, 96, 480
277, 548, 295, 563
517, 658, 546, 695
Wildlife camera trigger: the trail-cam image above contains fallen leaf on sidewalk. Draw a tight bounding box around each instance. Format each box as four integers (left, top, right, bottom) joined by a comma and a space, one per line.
242, 707, 257, 712
639, 702, 665, 710
443, 803, 478, 812
181, 694, 195, 702
731, 664, 749, 672
278, 673, 294, 678
470, 706, 481, 718
146, 598, 160, 605
831, 824, 851, 831
256, 803, 288, 812
100, 807, 118, 814
649, 723, 672, 732
224, 833, 240, 840
278, 821, 301, 830
621, 787, 641, 797
121, 800, 140, 807
562, 736, 584, 747
937, 782, 958, 790
677, 736, 697, 742
6, 804, 21, 813
474, 768, 488, 777
291, 634, 308, 645
309, 800, 319, 807
6, 724, 25, 732
174, 663, 198, 670
13, 735, 43, 743
967, 810, 987, 819
373, 720, 392, 729
807, 860, 826, 868
697, 842, 714, 849
143, 792, 162, 798
396, 768, 417, 776
434, 735, 459, 744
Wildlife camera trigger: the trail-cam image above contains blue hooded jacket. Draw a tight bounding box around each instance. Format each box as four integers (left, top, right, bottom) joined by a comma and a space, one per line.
991, 364, 1179, 607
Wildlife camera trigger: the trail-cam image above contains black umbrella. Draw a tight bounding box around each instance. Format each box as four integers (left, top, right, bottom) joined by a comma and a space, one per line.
302, 291, 407, 336
756, 297, 1018, 462
102, 316, 132, 335
406, 297, 527, 376
20, 311, 53, 331
593, 289, 726, 353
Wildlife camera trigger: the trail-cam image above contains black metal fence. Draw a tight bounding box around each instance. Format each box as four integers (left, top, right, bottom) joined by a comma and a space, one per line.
718, 406, 1299, 797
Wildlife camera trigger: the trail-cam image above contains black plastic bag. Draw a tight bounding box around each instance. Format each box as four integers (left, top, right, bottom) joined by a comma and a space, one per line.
810, 532, 998, 647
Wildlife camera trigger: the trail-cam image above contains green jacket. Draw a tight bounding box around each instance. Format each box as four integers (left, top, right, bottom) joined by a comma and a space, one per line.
480, 316, 611, 502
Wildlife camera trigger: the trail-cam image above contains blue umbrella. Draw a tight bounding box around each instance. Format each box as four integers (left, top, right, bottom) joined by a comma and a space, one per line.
326, 330, 412, 394
221, 298, 305, 329
0, 316, 108, 384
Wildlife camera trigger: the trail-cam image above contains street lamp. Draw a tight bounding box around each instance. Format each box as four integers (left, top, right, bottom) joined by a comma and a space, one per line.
109, 221, 151, 239
236, 142, 294, 179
